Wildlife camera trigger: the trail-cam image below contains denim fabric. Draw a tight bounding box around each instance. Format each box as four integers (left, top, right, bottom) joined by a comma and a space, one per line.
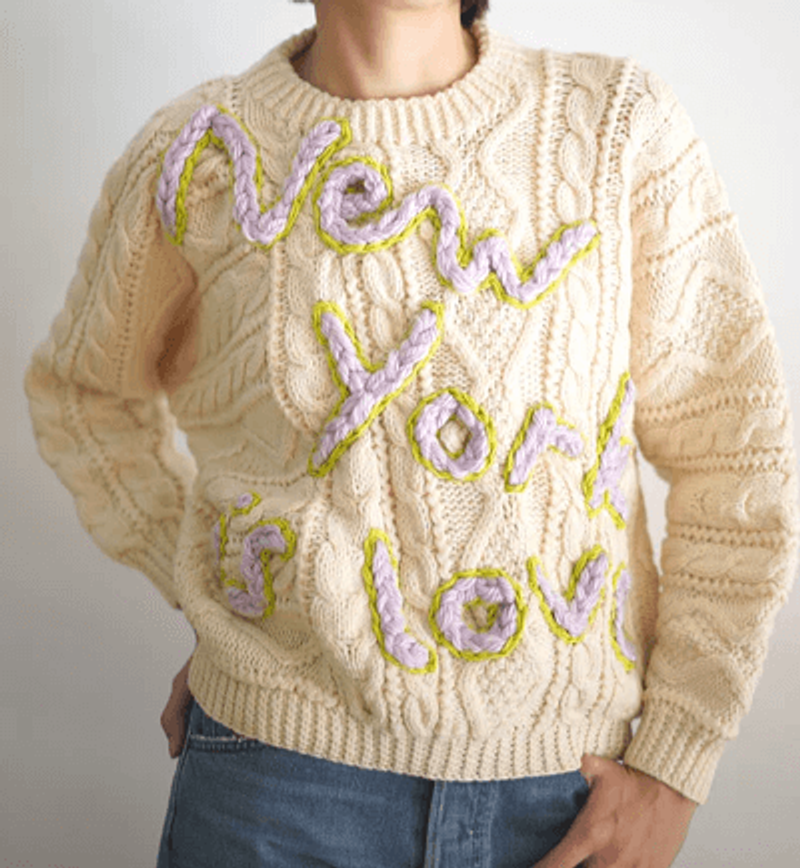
156, 695, 590, 868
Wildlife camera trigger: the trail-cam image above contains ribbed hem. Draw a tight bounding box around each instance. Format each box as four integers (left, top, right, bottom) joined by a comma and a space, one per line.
188, 642, 633, 782
623, 697, 727, 804
239, 19, 527, 145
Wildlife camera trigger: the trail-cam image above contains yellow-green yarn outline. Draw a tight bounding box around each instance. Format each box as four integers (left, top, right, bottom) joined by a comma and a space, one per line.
160, 107, 600, 314
581, 372, 635, 530
504, 401, 585, 493
161, 108, 351, 250
429, 567, 528, 661
609, 562, 636, 672
217, 491, 262, 590
526, 546, 608, 645
463, 598, 501, 633
361, 528, 437, 675
312, 154, 397, 251
243, 516, 297, 622
308, 299, 444, 478
436, 413, 472, 460
311, 156, 601, 312
406, 386, 497, 483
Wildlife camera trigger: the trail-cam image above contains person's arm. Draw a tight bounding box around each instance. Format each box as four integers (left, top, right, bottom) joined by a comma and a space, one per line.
621, 66, 800, 806
24, 101, 203, 611
534, 65, 799, 868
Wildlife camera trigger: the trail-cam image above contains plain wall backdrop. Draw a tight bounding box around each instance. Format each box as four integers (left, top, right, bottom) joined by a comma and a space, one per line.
3, 0, 799, 865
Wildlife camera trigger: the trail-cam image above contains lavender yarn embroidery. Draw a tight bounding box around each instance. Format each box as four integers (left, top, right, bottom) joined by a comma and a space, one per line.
157, 105, 347, 247
527, 547, 608, 644
314, 159, 600, 309
429, 569, 527, 660
408, 387, 497, 482
157, 107, 600, 309
227, 519, 296, 618
610, 564, 637, 670
310, 300, 444, 477
362, 529, 437, 673
505, 403, 584, 492
213, 491, 263, 570
213, 492, 296, 621
583, 373, 637, 528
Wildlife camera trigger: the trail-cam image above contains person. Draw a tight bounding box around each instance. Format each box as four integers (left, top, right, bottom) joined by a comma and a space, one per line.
23, 0, 799, 866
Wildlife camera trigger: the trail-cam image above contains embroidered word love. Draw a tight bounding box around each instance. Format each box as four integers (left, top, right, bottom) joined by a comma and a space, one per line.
213, 497, 637, 673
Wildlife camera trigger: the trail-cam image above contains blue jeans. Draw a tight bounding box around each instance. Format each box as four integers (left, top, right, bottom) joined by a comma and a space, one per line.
156, 695, 590, 868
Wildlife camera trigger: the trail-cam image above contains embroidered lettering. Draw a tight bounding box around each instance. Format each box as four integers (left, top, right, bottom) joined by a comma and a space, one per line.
429, 569, 527, 661
527, 546, 608, 644
610, 563, 637, 671
213, 492, 296, 621
362, 529, 437, 674
505, 403, 584, 492
310, 300, 444, 477
157, 105, 349, 247
407, 387, 497, 482
315, 158, 600, 309
158, 108, 600, 308
582, 373, 636, 528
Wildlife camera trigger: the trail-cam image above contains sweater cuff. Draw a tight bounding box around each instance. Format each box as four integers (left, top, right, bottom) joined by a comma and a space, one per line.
622, 698, 727, 805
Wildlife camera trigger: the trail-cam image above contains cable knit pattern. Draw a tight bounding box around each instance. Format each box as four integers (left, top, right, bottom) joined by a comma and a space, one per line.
24, 20, 799, 804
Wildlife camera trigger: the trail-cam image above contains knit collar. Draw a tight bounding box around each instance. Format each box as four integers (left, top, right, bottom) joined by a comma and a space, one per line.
239, 19, 526, 145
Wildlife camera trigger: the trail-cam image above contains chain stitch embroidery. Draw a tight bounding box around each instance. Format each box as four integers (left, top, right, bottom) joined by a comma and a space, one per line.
505, 402, 584, 493
170, 110, 643, 669
527, 546, 608, 644
582, 372, 637, 528
407, 387, 497, 483
213, 492, 296, 621
362, 529, 438, 674
610, 563, 637, 671
310, 300, 444, 477
157, 107, 600, 309
429, 568, 528, 661
157, 105, 348, 248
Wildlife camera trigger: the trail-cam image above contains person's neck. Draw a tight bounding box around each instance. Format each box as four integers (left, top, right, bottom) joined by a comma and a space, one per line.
291, 1, 478, 100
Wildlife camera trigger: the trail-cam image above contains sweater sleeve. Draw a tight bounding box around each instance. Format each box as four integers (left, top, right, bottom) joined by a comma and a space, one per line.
622, 66, 800, 804
24, 100, 204, 611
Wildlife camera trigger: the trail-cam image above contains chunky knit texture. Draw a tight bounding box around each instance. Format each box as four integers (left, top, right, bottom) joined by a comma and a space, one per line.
25, 20, 800, 805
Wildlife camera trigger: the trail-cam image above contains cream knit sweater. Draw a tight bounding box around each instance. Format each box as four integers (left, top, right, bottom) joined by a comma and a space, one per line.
25, 20, 800, 804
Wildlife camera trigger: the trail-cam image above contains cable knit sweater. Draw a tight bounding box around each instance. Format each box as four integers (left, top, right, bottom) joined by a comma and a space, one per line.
25, 19, 800, 804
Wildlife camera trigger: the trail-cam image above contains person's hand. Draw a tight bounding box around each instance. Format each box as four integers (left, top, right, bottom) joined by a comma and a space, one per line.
532, 754, 698, 868
160, 651, 195, 759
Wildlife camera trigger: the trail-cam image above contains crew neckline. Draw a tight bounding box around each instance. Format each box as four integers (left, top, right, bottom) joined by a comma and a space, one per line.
240, 19, 526, 145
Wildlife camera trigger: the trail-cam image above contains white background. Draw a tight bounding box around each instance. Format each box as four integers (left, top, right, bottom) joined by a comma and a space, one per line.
2, 1, 799, 865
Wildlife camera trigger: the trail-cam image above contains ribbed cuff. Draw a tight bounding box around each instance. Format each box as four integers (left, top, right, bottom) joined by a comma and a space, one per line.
623, 697, 727, 804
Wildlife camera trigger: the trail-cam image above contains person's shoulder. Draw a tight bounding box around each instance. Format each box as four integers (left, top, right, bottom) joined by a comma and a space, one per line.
97, 73, 233, 214
530, 46, 630, 83
128, 74, 234, 161
530, 44, 674, 102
